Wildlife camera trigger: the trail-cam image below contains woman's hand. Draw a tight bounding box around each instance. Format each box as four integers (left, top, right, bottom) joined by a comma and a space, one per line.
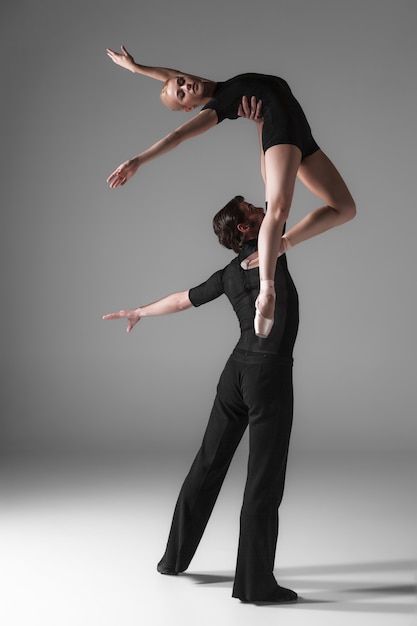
107, 157, 140, 189
102, 308, 142, 333
238, 95, 263, 122
106, 45, 136, 72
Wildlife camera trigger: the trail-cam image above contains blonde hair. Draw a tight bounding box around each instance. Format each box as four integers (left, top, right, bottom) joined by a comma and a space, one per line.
160, 79, 184, 111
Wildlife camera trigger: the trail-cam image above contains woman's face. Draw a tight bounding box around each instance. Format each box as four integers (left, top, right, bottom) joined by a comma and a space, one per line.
165, 75, 205, 111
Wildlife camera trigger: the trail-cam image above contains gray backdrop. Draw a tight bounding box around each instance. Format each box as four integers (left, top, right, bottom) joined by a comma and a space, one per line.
2, 0, 416, 459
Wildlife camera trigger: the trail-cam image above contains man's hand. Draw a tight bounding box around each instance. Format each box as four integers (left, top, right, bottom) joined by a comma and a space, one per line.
106, 45, 136, 72
102, 308, 142, 333
238, 95, 263, 122
107, 157, 140, 189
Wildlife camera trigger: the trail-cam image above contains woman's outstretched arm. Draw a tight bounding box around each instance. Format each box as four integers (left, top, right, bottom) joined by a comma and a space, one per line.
103, 290, 192, 333
107, 108, 218, 188
106, 45, 190, 82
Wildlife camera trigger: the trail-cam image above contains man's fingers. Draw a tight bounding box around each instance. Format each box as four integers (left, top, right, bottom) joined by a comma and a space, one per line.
238, 95, 263, 120
250, 96, 262, 118
241, 95, 251, 115
103, 310, 139, 332
102, 310, 126, 320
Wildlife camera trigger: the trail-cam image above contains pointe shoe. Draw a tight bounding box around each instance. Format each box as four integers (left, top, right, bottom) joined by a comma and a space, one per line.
240, 252, 259, 270
255, 298, 274, 338
278, 234, 292, 257
254, 280, 275, 338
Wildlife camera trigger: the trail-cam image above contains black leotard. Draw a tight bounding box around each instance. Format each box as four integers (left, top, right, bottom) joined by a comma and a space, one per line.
201, 73, 319, 159
189, 240, 299, 357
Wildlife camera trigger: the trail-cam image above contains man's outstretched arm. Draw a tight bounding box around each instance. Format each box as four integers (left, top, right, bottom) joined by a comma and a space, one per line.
103, 290, 192, 333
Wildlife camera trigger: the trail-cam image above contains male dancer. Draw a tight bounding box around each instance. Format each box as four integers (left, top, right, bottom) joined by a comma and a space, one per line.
103, 195, 299, 603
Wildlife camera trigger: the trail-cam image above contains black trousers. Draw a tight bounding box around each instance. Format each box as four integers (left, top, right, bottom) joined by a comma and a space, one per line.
160, 349, 294, 601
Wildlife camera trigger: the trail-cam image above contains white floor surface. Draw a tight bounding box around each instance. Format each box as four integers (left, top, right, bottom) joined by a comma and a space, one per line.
1, 452, 416, 626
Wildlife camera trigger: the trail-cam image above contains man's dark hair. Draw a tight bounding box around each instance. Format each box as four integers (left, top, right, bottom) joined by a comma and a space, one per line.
212, 196, 246, 253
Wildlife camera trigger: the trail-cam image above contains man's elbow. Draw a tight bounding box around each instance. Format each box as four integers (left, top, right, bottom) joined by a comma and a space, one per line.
178, 292, 192, 311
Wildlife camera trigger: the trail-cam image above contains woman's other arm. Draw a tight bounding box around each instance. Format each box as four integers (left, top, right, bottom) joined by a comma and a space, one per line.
106, 45, 185, 82
107, 108, 218, 188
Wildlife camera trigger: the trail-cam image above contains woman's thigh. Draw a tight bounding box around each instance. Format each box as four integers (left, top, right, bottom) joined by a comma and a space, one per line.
297, 149, 355, 211
264, 144, 302, 209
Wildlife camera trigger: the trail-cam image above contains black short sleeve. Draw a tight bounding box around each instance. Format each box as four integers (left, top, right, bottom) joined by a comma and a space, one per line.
189, 269, 225, 307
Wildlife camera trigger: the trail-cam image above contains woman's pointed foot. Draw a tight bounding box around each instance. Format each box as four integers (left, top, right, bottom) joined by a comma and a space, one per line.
254, 280, 275, 338
255, 297, 274, 338
240, 252, 259, 270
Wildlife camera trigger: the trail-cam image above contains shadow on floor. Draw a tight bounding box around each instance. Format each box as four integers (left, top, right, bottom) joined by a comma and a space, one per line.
182, 559, 417, 613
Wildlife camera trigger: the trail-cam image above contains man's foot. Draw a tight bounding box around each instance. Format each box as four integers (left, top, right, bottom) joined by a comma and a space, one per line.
239, 585, 298, 604
157, 559, 178, 576
262, 585, 298, 603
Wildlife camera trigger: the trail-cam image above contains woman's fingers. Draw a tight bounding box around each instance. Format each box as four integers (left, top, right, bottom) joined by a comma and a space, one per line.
107, 167, 126, 187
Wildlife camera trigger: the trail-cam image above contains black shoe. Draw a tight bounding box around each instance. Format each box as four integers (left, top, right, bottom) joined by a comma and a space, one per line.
157, 559, 178, 576
238, 585, 298, 604
264, 585, 298, 603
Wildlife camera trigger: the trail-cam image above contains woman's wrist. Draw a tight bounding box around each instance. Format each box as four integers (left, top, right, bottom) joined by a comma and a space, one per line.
131, 155, 143, 167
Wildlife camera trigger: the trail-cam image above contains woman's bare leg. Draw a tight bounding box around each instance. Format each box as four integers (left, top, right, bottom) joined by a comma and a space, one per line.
286, 150, 356, 247
243, 150, 355, 273
240, 235, 291, 270
255, 145, 301, 335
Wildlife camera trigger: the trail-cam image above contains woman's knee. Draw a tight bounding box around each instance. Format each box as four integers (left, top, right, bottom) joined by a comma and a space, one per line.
338, 194, 356, 223
346, 199, 356, 222
265, 195, 292, 222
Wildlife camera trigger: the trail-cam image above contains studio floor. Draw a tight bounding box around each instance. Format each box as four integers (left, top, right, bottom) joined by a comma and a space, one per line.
1, 451, 416, 626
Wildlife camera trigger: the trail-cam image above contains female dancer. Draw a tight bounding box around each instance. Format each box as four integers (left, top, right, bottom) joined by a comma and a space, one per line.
106, 46, 356, 337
